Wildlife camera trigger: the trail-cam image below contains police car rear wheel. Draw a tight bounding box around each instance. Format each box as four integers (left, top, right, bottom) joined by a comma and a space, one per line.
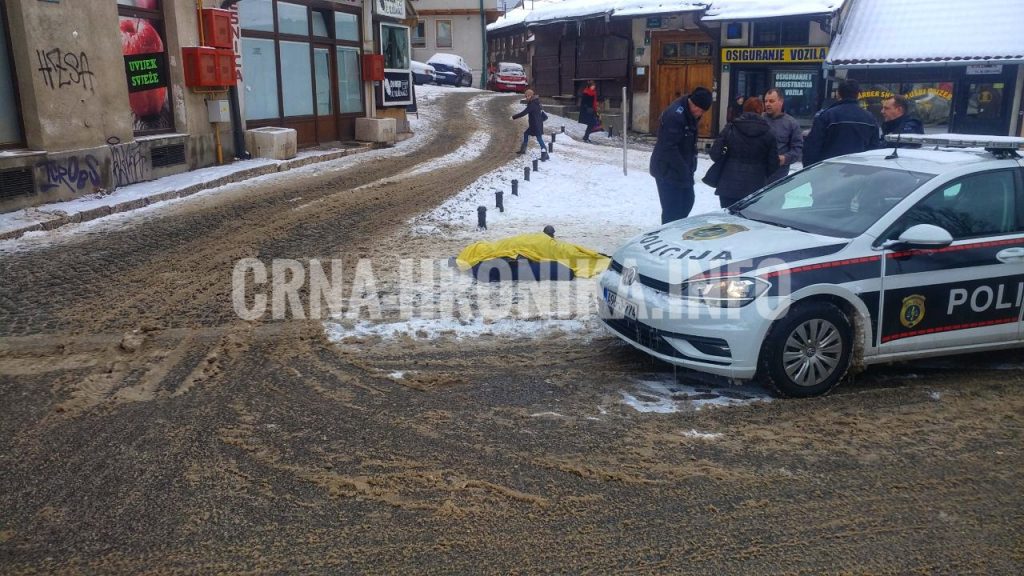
760, 302, 852, 398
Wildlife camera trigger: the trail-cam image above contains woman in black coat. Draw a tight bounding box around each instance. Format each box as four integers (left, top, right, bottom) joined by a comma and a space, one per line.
577, 80, 600, 142
709, 96, 779, 208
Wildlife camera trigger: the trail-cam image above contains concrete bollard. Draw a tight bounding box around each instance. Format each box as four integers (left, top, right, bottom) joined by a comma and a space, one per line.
495, 190, 504, 212
477, 206, 487, 229
532, 158, 539, 171
512, 179, 518, 196
524, 167, 530, 181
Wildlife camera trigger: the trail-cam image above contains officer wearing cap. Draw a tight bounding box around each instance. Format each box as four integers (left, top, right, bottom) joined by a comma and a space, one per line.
649, 87, 713, 224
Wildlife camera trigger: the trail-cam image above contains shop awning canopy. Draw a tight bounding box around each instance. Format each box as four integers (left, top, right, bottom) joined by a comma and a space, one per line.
701, 0, 845, 21
826, 0, 1024, 67
487, 0, 706, 32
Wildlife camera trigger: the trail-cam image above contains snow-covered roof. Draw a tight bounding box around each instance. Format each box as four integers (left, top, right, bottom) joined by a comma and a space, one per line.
487, 0, 705, 32
827, 0, 1024, 67
702, 0, 845, 21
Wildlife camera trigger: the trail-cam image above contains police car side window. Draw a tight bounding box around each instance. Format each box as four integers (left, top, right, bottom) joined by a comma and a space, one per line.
894, 170, 1018, 240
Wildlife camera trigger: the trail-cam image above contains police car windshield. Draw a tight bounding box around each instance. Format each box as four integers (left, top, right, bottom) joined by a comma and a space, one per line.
730, 162, 935, 238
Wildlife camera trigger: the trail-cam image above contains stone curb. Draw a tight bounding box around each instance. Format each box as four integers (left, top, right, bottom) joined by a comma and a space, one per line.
0, 144, 374, 241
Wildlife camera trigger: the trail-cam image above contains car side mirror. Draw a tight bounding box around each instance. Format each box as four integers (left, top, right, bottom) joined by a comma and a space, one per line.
881, 224, 954, 250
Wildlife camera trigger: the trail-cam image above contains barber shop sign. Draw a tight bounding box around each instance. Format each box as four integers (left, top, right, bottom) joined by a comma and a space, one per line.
375, 0, 405, 19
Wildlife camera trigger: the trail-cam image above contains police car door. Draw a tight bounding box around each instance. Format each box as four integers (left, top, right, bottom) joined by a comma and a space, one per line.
878, 168, 1024, 354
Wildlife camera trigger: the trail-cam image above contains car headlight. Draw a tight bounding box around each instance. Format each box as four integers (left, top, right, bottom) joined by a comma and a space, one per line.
681, 276, 770, 307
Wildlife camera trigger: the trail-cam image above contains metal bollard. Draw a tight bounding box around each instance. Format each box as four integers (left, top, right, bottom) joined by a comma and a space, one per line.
495, 190, 504, 212
524, 167, 530, 181
540, 150, 550, 162
477, 206, 487, 229
548, 141, 554, 153
551, 132, 557, 144
532, 158, 539, 171
561, 126, 565, 133
511, 179, 518, 196
607, 125, 613, 137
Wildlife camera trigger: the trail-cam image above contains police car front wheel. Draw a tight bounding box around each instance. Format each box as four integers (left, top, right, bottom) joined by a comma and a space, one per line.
759, 301, 853, 398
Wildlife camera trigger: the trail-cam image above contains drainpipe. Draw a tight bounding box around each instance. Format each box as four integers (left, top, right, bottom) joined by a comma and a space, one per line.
479, 0, 487, 88
221, 0, 248, 159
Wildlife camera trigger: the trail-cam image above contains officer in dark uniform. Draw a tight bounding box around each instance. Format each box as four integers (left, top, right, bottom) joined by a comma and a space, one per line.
649, 87, 713, 224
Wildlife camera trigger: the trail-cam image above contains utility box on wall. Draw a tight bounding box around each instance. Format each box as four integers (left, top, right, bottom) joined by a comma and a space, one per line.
201, 9, 234, 49
182, 47, 234, 88
362, 54, 385, 81
207, 100, 231, 123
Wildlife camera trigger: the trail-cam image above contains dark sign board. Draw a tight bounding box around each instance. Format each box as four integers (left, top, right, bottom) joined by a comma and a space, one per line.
124, 52, 168, 93
382, 70, 412, 106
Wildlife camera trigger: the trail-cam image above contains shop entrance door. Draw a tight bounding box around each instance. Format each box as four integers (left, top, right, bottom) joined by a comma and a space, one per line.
956, 81, 1009, 135
649, 31, 714, 137
313, 44, 338, 143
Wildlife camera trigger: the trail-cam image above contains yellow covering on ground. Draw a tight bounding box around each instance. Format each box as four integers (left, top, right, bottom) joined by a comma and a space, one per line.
455, 233, 611, 279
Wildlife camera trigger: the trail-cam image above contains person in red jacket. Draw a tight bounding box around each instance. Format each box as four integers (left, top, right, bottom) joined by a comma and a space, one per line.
577, 80, 601, 142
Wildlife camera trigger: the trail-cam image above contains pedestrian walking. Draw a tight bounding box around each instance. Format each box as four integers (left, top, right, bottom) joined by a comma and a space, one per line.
578, 80, 601, 143
802, 80, 880, 165
763, 87, 803, 183
649, 87, 713, 224
512, 89, 548, 155
709, 96, 779, 209
879, 94, 924, 146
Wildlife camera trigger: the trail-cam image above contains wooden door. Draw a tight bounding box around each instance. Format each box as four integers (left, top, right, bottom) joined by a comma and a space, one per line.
650, 31, 715, 137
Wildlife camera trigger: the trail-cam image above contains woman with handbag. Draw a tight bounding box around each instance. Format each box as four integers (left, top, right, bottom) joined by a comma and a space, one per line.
577, 80, 602, 143
705, 96, 779, 208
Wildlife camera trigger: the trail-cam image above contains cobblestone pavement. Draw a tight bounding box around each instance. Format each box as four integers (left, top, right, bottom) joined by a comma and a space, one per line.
0, 91, 1022, 574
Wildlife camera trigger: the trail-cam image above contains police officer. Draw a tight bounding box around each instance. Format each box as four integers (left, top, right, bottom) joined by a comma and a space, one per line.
649, 87, 713, 224
880, 94, 924, 146
803, 79, 880, 165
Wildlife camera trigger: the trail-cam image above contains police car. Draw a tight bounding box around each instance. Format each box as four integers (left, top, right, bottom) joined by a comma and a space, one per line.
600, 134, 1024, 397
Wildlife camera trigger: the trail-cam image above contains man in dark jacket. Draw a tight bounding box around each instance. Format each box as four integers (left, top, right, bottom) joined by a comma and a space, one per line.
763, 87, 803, 183
803, 80, 880, 165
649, 87, 712, 223
879, 94, 924, 147
513, 89, 547, 154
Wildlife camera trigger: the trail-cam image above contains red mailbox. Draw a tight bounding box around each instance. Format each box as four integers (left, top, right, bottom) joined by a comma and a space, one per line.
201, 9, 234, 49
183, 47, 234, 87
362, 53, 385, 81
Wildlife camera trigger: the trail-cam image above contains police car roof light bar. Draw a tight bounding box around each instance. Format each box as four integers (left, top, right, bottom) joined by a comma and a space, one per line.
885, 133, 1024, 152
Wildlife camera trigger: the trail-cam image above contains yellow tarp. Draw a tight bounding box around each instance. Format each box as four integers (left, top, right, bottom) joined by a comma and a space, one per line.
455, 233, 611, 279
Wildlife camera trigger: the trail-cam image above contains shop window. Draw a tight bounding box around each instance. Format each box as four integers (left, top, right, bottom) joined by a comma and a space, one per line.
239, 0, 274, 32
0, 7, 22, 146
336, 46, 362, 114
412, 21, 426, 48
753, 20, 808, 46
769, 68, 819, 121
241, 38, 279, 120
277, 2, 308, 36
661, 43, 678, 59
436, 20, 453, 49
118, 1, 173, 134
335, 12, 359, 42
381, 23, 409, 70
858, 82, 954, 131
280, 41, 313, 116
726, 23, 742, 40
313, 47, 331, 116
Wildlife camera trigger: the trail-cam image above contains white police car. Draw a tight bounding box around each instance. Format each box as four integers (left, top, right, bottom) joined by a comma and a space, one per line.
600, 134, 1024, 397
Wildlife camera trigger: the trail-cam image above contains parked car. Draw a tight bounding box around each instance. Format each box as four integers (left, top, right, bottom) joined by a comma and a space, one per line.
410, 60, 435, 85
427, 53, 473, 87
599, 134, 1024, 397
486, 62, 528, 93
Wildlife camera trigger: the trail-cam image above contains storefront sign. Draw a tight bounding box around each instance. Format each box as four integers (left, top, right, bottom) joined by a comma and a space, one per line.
722, 46, 828, 64
382, 70, 412, 106
375, 0, 405, 20
646, 17, 662, 28
123, 52, 168, 93
772, 71, 815, 97
966, 64, 1003, 75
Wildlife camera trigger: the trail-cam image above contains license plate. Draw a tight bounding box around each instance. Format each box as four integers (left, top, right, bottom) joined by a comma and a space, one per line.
605, 289, 637, 319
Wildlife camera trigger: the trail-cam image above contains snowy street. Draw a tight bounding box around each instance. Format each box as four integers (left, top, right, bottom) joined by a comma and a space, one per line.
1, 86, 1022, 573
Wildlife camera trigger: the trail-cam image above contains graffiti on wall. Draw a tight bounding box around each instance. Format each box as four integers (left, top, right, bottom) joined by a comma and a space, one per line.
36, 48, 96, 93
110, 141, 150, 188
37, 155, 102, 193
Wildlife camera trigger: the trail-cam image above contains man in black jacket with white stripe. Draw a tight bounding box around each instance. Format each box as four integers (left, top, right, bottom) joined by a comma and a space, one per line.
803, 80, 880, 165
